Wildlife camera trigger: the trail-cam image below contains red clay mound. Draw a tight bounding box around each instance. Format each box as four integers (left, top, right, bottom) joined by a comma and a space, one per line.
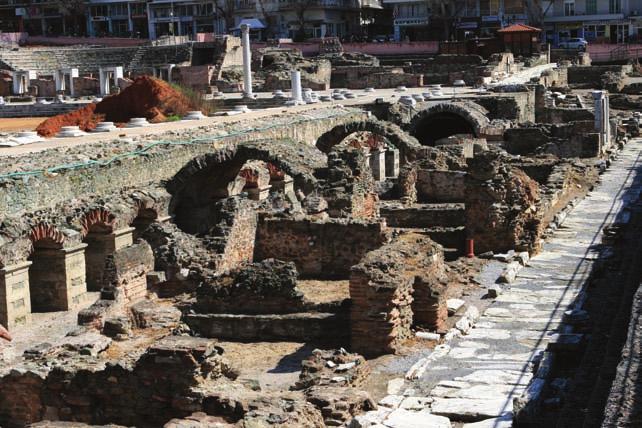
95, 75, 192, 123
36, 76, 193, 137
36, 103, 103, 138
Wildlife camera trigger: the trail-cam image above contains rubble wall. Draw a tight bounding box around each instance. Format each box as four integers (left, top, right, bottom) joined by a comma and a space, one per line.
0, 337, 232, 428
254, 217, 389, 279
350, 233, 446, 356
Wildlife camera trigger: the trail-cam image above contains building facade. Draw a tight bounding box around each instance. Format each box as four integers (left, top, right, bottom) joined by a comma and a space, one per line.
543, 0, 642, 44
0, 0, 385, 40
382, 0, 530, 41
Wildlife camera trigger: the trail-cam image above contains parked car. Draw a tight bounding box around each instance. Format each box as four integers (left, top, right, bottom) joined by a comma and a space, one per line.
559, 38, 588, 51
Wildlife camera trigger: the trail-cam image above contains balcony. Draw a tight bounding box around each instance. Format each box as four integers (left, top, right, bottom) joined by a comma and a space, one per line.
235, 0, 256, 12
543, 12, 624, 22
279, 0, 360, 11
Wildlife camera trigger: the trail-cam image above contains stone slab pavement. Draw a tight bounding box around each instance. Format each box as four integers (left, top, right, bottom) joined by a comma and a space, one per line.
353, 138, 642, 427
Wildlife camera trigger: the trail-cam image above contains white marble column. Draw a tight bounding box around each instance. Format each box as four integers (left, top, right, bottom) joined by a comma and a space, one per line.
241, 23, 253, 98
291, 70, 302, 103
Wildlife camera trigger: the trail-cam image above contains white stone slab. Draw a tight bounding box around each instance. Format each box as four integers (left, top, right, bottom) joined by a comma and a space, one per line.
384, 409, 451, 428
431, 397, 512, 421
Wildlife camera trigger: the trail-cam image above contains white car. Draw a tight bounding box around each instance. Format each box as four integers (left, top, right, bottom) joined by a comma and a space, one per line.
559, 38, 588, 50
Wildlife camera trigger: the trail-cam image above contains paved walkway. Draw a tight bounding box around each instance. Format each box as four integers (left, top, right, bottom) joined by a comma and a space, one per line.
356, 139, 642, 427
491, 63, 558, 86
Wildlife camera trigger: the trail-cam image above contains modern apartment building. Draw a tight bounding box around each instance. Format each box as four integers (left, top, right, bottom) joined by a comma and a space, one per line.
0, 0, 88, 36
543, 0, 642, 44
87, 0, 149, 38
382, 0, 530, 41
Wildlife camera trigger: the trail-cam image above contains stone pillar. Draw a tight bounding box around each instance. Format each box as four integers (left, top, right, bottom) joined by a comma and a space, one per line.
0, 261, 33, 329
291, 70, 303, 103
271, 177, 294, 194
241, 23, 253, 98
84, 227, 134, 292
592, 90, 611, 148
29, 244, 89, 312
247, 185, 272, 201
385, 148, 400, 178
369, 148, 386, 181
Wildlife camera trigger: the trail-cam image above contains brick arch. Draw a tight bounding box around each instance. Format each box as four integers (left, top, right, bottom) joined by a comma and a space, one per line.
407, 101, 491, 146
166, 140, 326, 197
315, 119, 422, 163
79, 208, 116, 238
166, 140, 326, 234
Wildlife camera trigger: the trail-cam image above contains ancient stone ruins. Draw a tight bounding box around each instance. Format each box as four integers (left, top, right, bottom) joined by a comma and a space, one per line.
0, 37, 642, 428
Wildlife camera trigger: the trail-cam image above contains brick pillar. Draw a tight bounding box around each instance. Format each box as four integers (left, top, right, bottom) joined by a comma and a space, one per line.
84, 227, 134, 291
0, 261, 33, 329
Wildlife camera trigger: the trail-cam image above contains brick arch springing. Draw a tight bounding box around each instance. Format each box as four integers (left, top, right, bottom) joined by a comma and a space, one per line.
79, 208, 116, 238
29, 223, 66, 249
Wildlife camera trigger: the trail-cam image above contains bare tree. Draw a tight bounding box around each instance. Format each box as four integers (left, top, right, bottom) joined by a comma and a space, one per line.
425, 0, 464, 40
256, 0, 277, 39
53, 0, 87, 35
290, 0, 316, 41
215, 0, 236, 33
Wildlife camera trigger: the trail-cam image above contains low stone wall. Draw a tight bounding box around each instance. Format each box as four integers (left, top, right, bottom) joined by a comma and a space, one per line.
0, 101, 90, 118
331, 66, 424, 89
185, 311, 349, 342
254, 217, 389, 279
350, 233, 446, 356
504, 121, 601, 158
536, 107, 594, 124
379, 202, 465, 228
567, 65, 631, 87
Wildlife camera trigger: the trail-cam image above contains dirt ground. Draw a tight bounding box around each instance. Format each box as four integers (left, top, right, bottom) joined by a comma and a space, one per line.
0, 117, 43, 132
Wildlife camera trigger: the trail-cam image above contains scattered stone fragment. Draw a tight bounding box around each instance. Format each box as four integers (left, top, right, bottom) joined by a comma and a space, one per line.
447, 299, 466, 316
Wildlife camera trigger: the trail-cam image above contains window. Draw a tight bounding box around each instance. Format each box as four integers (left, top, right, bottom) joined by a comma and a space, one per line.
609, 0, 621, 13
564, 1, 574, 16
110, 3, 128, 17
91, 5, 108, 17
586, 0, 596, 14
130, 2, 146, 16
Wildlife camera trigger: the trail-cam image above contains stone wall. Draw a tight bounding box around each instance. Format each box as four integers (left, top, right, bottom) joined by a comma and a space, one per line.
567, 65, 631, 87
350, 233, 446, 356
504, 121, 602, 158
254, 217, 389, 279
536, 107, 594, 124
416, 170, 466, 202
0, 107, 365, 217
